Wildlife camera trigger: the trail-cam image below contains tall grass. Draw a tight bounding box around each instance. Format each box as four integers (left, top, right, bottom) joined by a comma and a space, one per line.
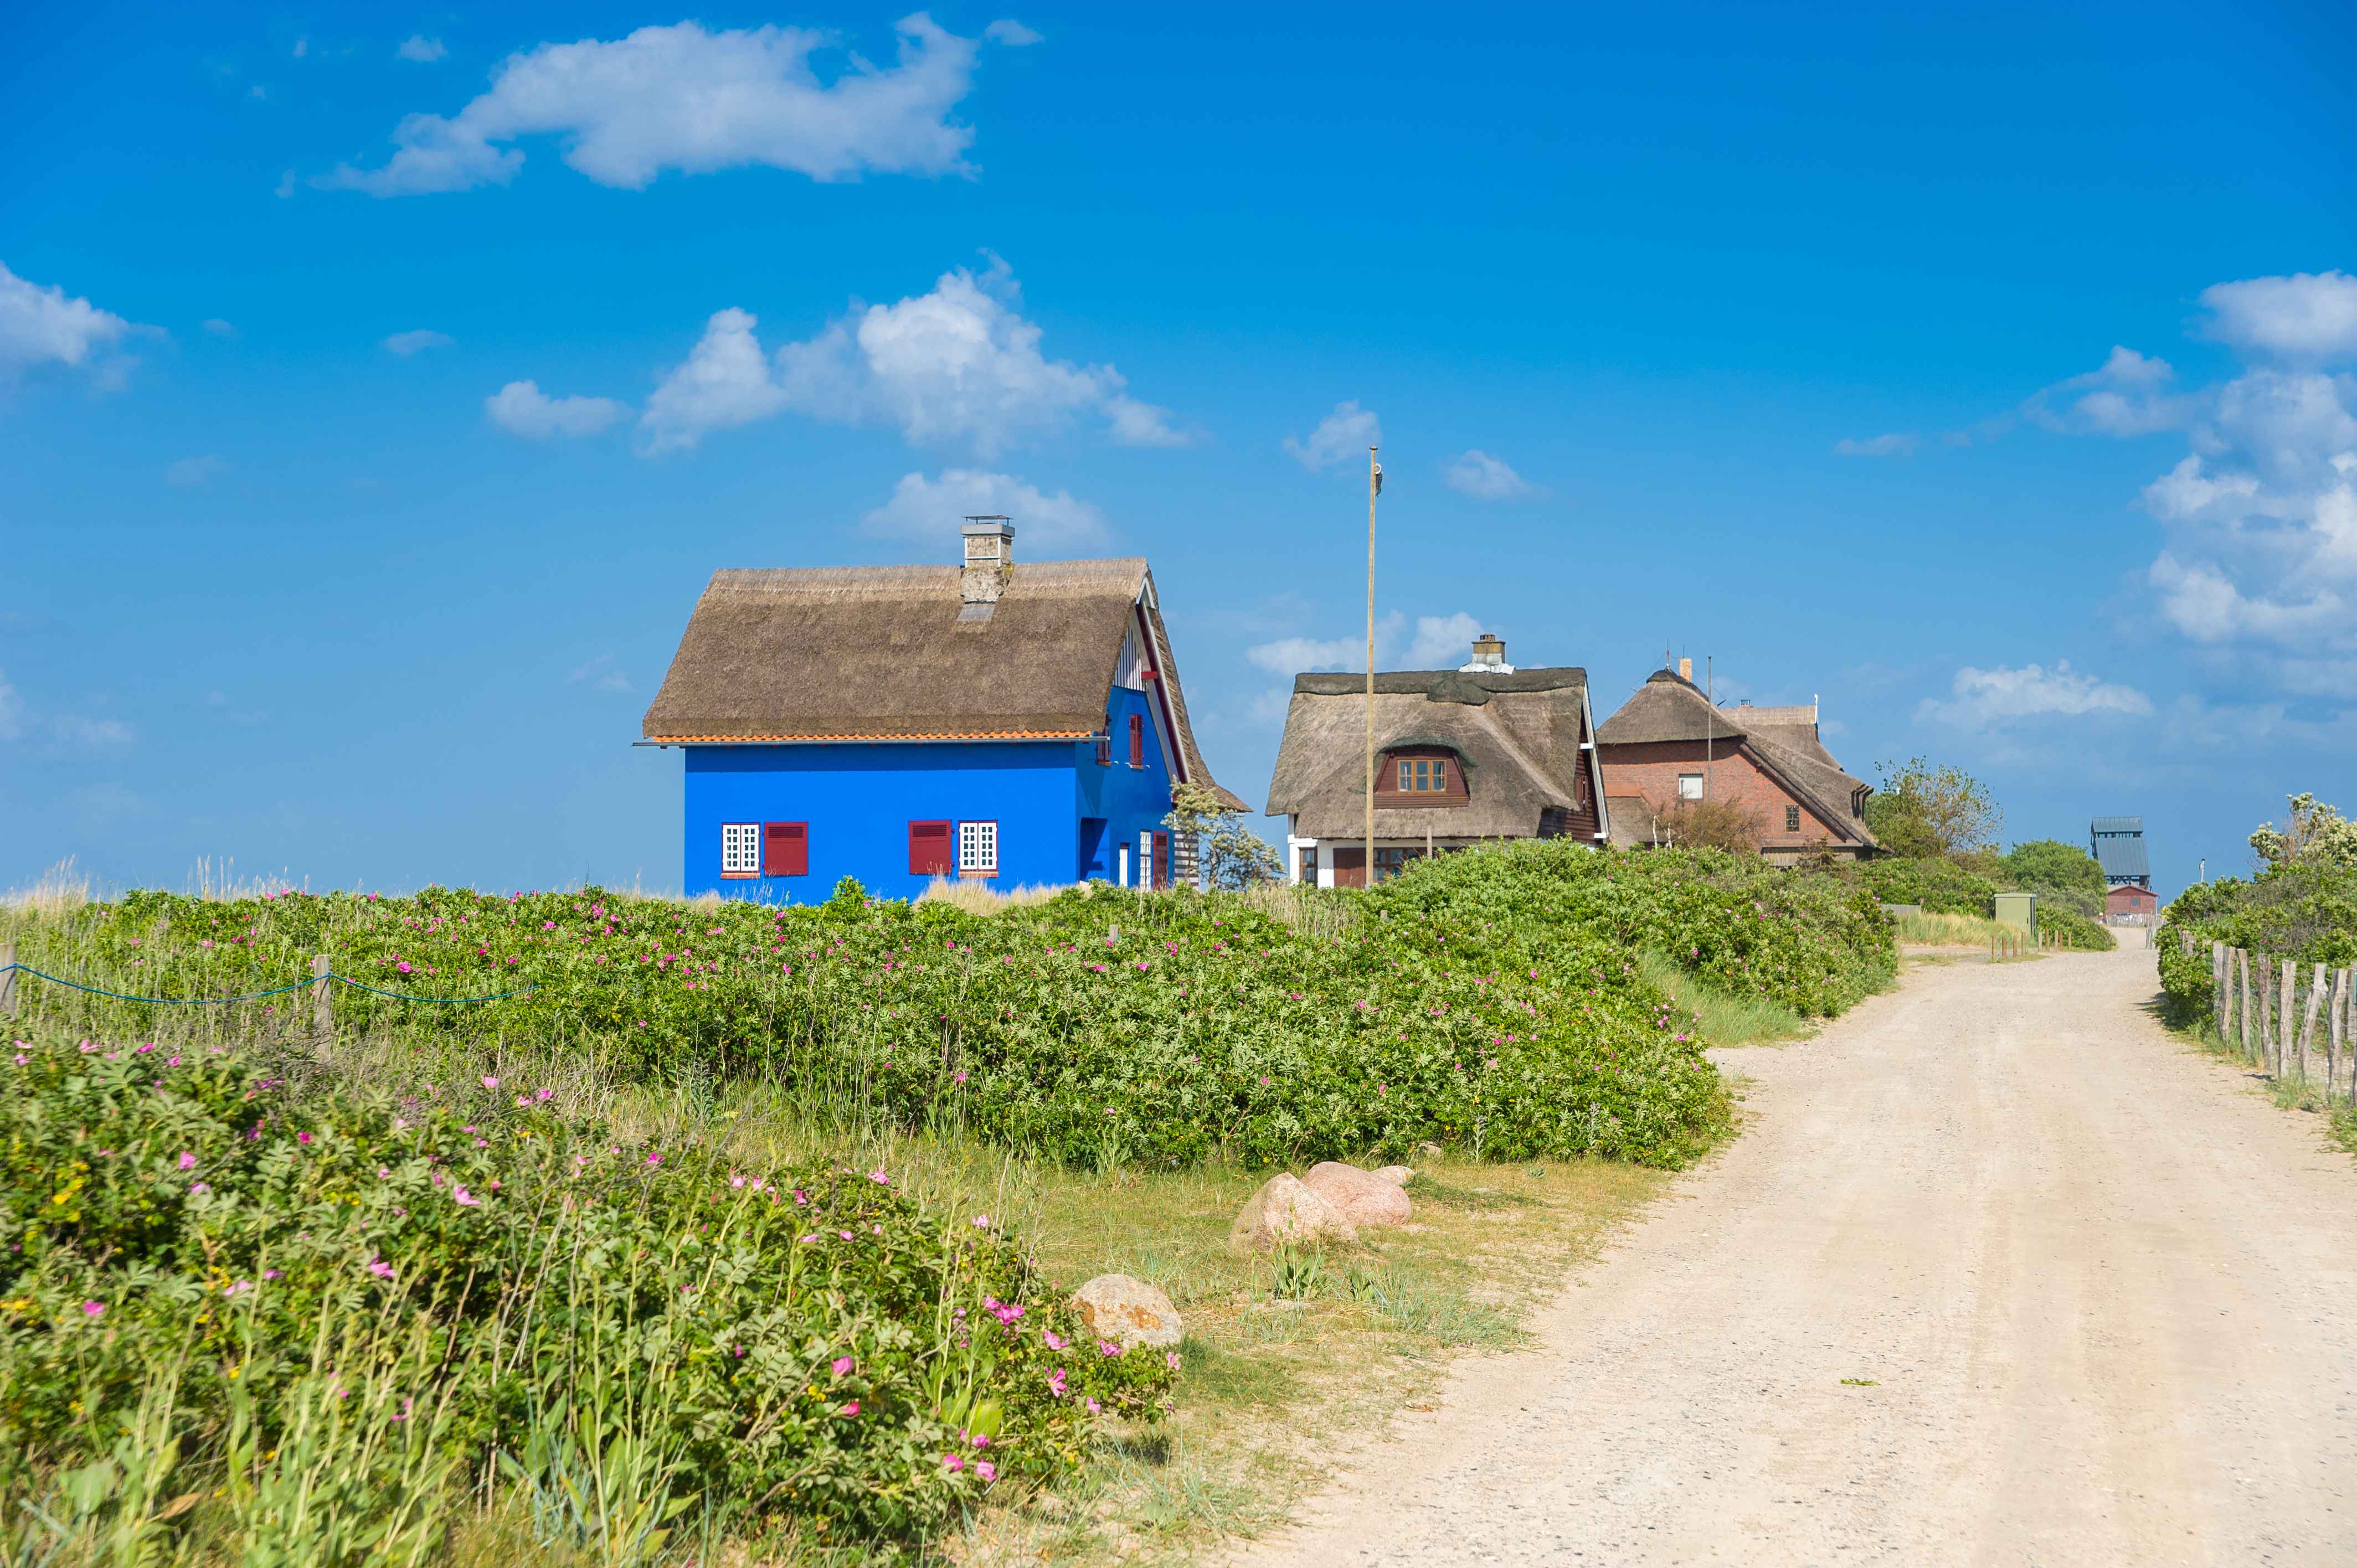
914, 878, 1077, 913
1895, 910, 2013, 947
1634, 951, 1812, 1046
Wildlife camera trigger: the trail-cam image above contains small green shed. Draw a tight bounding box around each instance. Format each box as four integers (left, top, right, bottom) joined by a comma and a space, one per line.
1993, 891, 2037, 941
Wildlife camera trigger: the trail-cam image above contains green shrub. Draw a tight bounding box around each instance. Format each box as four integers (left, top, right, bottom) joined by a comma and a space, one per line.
2036, 906, 2116, 952
1842, 856, 2001, 917
0, 1035, 1170, 1557
2159, 860, 2357, 1020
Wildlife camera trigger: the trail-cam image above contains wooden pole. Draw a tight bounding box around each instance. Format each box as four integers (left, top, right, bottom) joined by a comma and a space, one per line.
2325, 966, 2344, 1101
1364, 443, 1378, 890
0, 940, 15, 1022
310, 953, 332, 1043
2237, 949, 2252, 1059
2301, 964, 2326, 1083
2214, 941, 2228, 1042
2278, 957, 2294, 1078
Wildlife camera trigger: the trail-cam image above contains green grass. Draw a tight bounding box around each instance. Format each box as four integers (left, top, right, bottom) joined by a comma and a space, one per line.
1636, 950, 1813, 1046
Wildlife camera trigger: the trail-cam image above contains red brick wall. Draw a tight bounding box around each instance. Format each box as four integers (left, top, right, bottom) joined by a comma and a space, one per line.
1597, 739, 1851, 854
2106, 884, 2157, 915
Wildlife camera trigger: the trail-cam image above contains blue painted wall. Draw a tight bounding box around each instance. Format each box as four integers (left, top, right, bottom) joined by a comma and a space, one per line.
679, 697, 1176, 901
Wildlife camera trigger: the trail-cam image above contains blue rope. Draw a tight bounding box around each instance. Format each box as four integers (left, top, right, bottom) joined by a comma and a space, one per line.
0, 962, 537, 1007
0, 964, 313, 1005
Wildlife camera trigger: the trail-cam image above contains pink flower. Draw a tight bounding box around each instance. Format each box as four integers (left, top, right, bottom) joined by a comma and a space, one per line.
1085, 1396, 1102, 1415
1043, 1328, 1066, 1350
976, 1461, 996, 1483
367, 1257, 395, 1280
81, 1300, 105, 1318
1047, 1368, 1067, 1397
971, 1214, 991, 1229
832, 1356, 854, 1376
729, 1173, 745, 1189
646, 1153, 662, 1167
838, 1401, 860, 1417
177, 1151, 197, 1169
452, 1185, 481, 1206
482, 1076, 498, 1089
297, 1131, 312, 1145
838, 1230, 853, 1241
1099, 1340, 1120, 1356
969, 1431, 990, 1448
943, 1453, 965, 1472
1166, 1351, 1182, 1370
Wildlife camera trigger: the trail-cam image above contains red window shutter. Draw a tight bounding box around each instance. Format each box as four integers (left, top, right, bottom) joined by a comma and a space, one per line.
1129, 714, 1145, 767
1152, 831, 1169, 889
908, 820, 953, 876
764, 822, 807, 876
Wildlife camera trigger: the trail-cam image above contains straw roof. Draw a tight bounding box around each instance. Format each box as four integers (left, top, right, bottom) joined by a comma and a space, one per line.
642, 559, 1239, 808
1265, 667, 1596, 840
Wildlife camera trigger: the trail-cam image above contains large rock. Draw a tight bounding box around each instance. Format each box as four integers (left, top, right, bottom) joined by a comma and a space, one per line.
1372, 1165, 1415, 1187
1072, 1273, 1182, 1351
1303, 1162, 1414, 1228
1229, 1173, 1357, 1253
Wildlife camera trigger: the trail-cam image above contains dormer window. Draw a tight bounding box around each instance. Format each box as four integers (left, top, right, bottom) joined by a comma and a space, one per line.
1397, 757, 1450, 793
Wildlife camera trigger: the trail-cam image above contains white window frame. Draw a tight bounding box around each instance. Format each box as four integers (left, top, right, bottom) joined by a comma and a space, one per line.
720, 822, 761, 878
1140, 830, 1155, 887
958, 819, 999, 876
1677, 772, 1705, 801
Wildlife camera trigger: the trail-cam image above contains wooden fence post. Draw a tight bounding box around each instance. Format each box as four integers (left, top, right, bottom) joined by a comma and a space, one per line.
0, 940, 15, 1023
2278, 958, 2295, 1079
2213, 942, 2227, 1042
310, 954, 332, 1043
2300, 964, 2326, 1084
2329, 967, 2346, 1103
2238, 949, 2252, 1059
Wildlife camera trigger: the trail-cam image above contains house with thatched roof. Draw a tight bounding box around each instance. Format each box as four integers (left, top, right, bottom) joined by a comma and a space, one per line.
641, 519, 1237, 899
1594, 660, 1879, 863
1264, 635, 1610, 886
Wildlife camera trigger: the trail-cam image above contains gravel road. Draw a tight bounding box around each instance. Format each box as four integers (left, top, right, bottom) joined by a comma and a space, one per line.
1237, 940, 2357, 1566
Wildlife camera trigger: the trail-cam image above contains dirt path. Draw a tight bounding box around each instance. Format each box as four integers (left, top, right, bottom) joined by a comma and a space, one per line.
1235, 942, 2357, 1566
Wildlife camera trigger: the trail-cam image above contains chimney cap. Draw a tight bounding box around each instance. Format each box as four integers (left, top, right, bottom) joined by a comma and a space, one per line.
961, 516, 1013, 535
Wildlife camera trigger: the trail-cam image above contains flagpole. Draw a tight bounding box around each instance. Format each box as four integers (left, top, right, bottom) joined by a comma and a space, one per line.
1366, 444, 1379, 888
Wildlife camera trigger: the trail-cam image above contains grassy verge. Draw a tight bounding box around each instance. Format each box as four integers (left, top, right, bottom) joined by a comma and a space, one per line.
1635, 951, 1812, 1046
2153, 1005, 2357, 1159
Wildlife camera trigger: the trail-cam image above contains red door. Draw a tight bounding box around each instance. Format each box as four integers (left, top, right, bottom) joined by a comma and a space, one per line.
1330, 848, 1366, 889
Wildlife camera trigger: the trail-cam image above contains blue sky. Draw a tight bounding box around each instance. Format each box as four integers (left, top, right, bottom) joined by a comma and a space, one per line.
4, 2, 2353, 898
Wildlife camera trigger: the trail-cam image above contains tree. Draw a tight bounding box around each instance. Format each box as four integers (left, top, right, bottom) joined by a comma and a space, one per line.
1648, 795, 1765, 854
1162, 782, 1284, 890
2250, 792, 2357, 873
2003, 839, 2105, 899
1864, 756, 2002, 859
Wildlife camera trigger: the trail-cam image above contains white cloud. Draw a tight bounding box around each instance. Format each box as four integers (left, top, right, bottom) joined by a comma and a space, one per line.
201, 317, 237, 338
1443, 449, 1531, 499
321, 17, 997, 195
1284, 401, 1381, 471
1917, 661, 2154, 729
485, 380, 629, 439
275, 170, 296, 199
2200, 271, 2357, 362
2020, 345, 2194, 437
862, 469, 1106, 548
397, 35, 447, 63
566, 654, 634, 693
1244, 610, 1489, 677
639, 261, 1179, 456
51, 715, 133, 747
1833, 431, 1919, 457
0, 261, 133, 377
165, 456, 227, 487
984, 19, 1044, 44
1406, 612, 1487, 668
383, 328, 453, 355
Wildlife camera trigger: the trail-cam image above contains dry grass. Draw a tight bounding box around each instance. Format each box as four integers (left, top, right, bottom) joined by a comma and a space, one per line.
1238, 881, 1357, 942
915, 878, 1080, 914
1636, 950, 1813, 1046
2, 857, 96, 915
1895, 910, 2013, 947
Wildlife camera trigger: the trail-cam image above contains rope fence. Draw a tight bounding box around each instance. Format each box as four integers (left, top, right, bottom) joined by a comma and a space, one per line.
0, 940, 537, 1043
2186, 930, 2355, 1102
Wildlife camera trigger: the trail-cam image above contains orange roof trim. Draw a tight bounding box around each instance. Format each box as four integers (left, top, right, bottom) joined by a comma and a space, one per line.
647, 729, 1093, 744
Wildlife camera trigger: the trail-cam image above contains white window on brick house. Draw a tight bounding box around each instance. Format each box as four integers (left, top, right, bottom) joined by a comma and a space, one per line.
721, 822, 761, 878
959, 819, 999, 876
1677, 772, 1705, 801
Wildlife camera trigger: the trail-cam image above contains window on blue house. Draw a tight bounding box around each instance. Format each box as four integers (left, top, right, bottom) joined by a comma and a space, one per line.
1129, 714, 1145, 768
959, 820, 998, 876
1095, 733, 1111, 766
721, 823, 760, 879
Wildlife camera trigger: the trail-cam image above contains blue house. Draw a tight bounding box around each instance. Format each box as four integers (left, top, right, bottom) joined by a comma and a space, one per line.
641, 519, 1240, 901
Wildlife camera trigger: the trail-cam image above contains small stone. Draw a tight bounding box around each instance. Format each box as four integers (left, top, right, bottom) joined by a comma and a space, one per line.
1230, 1173, 1357, 1252
1416, 1141, 1444, 1159
1372, 1165, 1414, 1186
1072, 1273, 1182, 1350
1303, 1162, 1413, 1228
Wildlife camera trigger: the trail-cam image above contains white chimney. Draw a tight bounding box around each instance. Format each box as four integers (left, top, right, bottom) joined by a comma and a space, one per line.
961, 517, 1014, 605
1459, 633, 1515, 674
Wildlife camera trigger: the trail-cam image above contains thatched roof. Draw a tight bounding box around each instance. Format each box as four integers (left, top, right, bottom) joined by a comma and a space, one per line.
1265, 667, 1597, 840
642, 559, 1239, 808
1596, 668, 1877, 848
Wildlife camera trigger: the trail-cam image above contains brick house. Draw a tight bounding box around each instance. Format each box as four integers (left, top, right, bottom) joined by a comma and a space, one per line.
1265, 635, 1610, 886
2092, 816, 2157, 922
1594, 662, 1879, 864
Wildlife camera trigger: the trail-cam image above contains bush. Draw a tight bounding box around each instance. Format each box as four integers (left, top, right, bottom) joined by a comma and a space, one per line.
2036, 905, 2116, 952
0, 1036, 1170, 1557
1838, 855, 2001, 917
2159, 859, 2357, 1020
